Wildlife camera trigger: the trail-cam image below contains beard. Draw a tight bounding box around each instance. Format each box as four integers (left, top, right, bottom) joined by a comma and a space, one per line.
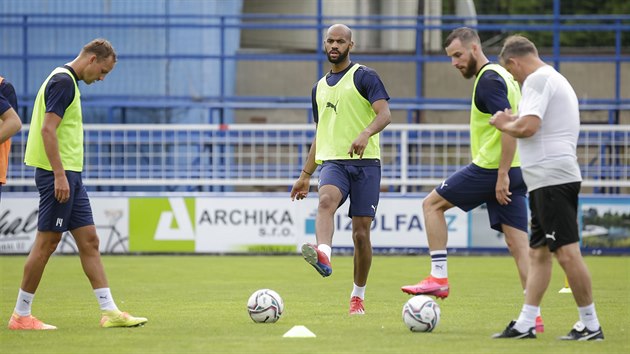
461, 56, 478, 79
327, 47, 350, 64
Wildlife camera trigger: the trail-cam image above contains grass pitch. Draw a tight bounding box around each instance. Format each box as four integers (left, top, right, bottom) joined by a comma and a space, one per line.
1, 255, 628, 354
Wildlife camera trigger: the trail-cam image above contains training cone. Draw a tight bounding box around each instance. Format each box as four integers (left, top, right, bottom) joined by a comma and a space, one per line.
559, 277, 572, 293
283, 325, 316, 338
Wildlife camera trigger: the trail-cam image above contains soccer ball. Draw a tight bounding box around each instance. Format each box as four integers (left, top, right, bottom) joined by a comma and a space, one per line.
247, 289, 284, 323
402, 295, 441, 332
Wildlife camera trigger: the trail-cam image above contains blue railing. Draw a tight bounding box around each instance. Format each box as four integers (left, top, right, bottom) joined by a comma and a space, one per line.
0, 11, 628, 124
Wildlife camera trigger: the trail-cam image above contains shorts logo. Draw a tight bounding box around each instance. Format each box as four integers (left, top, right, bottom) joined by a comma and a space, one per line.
440, 181, 448, 189
545, 232, 556, 241
56, 218, 63, 227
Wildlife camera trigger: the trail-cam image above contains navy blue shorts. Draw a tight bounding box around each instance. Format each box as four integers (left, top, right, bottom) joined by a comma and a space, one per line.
529, 182, 581, 252
435, 163, 528, 233
35, 168, 94, 232
318, 161, 381, 218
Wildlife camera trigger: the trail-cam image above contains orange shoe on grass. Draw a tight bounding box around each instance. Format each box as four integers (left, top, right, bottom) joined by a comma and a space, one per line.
349, 296, 365, 315
8, 312, 57, 330
535, 315, 544, 333
401, 275, 450, 299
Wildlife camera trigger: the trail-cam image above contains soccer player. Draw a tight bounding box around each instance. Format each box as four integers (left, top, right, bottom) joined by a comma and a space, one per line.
8, 39, 147, 330
290, 24, 391, 315
490, 35, 603, 340
400, 27, 539, 328
0, 75, 22, 203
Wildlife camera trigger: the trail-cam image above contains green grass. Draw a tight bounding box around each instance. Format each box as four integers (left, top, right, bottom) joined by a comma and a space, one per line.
1, 255, 628, 354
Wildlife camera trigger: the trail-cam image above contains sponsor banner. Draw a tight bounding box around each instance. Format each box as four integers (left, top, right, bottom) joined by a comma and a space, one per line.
4, 194, 627, 254
195, 198, 298, 252
129, 198, 195, 252
296, 197, 468, 249
579, 196, 630, 252
0, 195, 468, 253
0, 198, 38, 253
0, 197, 128, 254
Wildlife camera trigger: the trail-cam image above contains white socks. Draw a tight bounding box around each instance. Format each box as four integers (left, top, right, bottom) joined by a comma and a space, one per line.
15, 288, 120, 315
514, 304, 538, 333
14, 289, 35, 316
578, 303, 601, 331
94, 288, 119, 311
430, 250, 448, 278
318, 244, 332, 261
351, 283, 366, 299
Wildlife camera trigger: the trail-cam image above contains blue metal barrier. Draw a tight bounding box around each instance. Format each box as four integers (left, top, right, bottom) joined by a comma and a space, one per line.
0, 10, 628, 124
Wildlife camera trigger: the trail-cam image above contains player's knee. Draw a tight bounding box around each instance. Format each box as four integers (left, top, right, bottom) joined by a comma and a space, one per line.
35, 235, 62, 255
529, 247, 551, 264
318, 193, 338, 211
422, 192, 447, 214
352, 230, 370, 247
77, 235, 101, 253
555, 243, 581, 267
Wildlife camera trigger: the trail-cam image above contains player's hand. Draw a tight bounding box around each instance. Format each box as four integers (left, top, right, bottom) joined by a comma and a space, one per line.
54, 174, 70, 203
290, 178, 309, 201
495, 173, 512, 205
489, 108, 514, 130
348, 131, 370, 158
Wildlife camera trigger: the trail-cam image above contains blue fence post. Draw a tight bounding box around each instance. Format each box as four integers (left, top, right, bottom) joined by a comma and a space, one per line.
316, 0, 324, 85
22, 15, 28, 101
552, 0, 561, 70
613, 18, 621, 125
219, 15, 226, 124
414, 15, 423, 124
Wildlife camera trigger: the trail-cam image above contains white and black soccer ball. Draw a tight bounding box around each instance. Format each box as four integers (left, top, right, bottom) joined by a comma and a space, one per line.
247, 289, 284, 323
402, 295, 441, 332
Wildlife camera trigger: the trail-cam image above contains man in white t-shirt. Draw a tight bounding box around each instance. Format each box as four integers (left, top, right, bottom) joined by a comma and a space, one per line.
489, 35, 604, 341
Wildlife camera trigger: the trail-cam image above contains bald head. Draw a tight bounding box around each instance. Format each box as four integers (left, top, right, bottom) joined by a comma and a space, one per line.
324, 24, 354, 67
327, 24, 352, 41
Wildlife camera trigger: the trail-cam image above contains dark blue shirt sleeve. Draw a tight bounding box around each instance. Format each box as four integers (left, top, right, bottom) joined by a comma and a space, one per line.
311, 82, 319, 124
44, 72, 75, 118
0, 80, 18, 114
354, 66, 390, 104
474, 69, 511, 114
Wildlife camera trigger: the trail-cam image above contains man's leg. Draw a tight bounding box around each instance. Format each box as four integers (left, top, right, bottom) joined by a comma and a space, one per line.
72, 225, 109, 289
20, 231, 62, 293
348, 216, 372, 315
401, 190, 453, 297
314, 185, 343, 247
8, 231, 61, 330
502, 224, 529, 290
301, 184, 342, 277
555, 242, 592, 306
524, 247, 552, 307
556, 243, 603, 340
423, 190, 454, 251
72, 225, 148, 328
492, 247, 551, 338
351, 216, 373, 287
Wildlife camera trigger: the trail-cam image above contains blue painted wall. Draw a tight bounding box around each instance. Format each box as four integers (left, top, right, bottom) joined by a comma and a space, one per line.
0, 0, 243, 123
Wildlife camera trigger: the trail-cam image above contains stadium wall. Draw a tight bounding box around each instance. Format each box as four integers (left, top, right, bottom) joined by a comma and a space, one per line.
234, 60, 630, 125
0, 0, 243, 124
